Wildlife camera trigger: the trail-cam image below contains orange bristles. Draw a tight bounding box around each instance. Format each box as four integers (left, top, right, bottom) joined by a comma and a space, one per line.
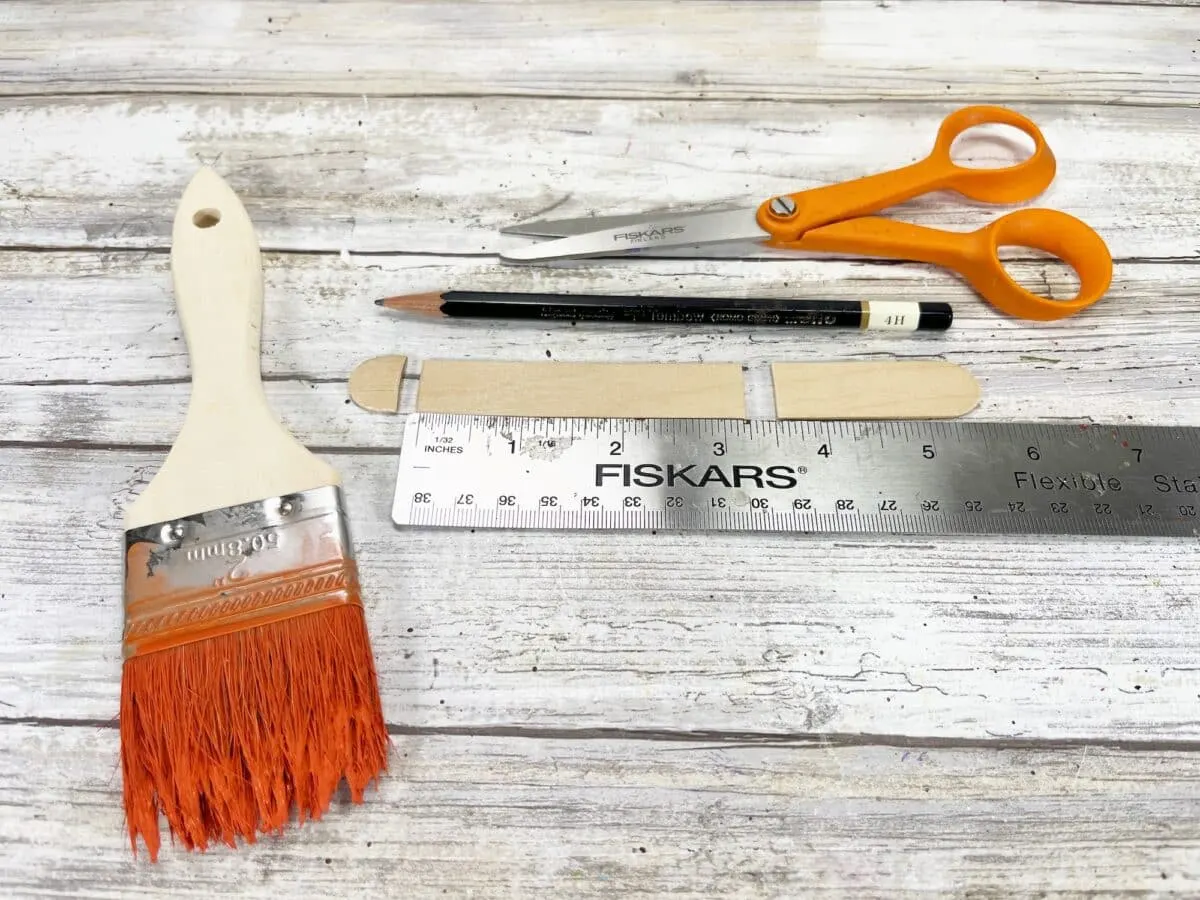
118, 603, 389, 860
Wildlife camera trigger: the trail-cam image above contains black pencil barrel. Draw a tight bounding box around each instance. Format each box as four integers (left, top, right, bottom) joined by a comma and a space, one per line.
433, 291, 951, 331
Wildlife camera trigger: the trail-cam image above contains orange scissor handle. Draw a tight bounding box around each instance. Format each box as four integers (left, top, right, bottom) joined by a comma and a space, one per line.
791, 208, 1113, 321
755, 105, 1058, 243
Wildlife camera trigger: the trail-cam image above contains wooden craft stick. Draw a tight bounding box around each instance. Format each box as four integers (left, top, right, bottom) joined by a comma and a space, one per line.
771, 360, 980, 419
347, 356, 980, 420
348, 354, 408, 413
416, 359, 747, 418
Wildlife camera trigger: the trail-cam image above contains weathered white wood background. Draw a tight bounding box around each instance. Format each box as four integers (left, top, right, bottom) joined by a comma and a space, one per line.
2, 1, 1199, 896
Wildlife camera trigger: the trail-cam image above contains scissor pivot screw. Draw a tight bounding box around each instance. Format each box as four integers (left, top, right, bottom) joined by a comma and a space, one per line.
768, 196, 798, 217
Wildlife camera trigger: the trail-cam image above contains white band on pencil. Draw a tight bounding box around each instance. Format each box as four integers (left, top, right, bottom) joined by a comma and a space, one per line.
863, 301, 923, 332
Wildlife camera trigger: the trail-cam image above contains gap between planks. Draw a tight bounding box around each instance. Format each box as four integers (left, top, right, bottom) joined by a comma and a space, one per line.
2, 98, 1197, 259
5, 724, 1199, 897
2, 246, 1195, 267
0, 93, 1197, 110
6, 717, 1200, 755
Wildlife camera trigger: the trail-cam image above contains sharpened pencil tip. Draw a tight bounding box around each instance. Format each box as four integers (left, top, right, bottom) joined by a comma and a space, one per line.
373, 295, 411, 309
373, 291, 447, 315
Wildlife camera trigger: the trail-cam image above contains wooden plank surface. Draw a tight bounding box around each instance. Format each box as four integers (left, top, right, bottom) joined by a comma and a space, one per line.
3, 0, 1200, 894
1, 1, 1196, 105
3, 725, 1200, 898
6, 446, 1200, 743
1, 96, 1196, 258
3, 252, 1199, 392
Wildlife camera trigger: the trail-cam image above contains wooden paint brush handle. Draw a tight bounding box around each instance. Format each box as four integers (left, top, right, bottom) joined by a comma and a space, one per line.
124, 168, 338, 530
169, 167, 270, 418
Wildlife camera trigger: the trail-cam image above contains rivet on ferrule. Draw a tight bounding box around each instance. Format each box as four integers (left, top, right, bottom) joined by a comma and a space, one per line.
159, 522, 186, 548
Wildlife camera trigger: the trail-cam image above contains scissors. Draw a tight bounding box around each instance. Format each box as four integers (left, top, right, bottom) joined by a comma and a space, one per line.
498, 106, 1112, 322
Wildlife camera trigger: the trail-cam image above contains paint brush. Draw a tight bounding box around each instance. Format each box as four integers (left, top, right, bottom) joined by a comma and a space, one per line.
119, 168, 388, 860
375, 290, 953, 332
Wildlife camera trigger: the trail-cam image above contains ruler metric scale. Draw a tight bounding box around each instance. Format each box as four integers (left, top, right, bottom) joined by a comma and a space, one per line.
391, 413, 1200, 537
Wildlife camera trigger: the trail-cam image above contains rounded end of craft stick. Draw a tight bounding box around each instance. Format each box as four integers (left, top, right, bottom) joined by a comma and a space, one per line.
348, 355, 408, 414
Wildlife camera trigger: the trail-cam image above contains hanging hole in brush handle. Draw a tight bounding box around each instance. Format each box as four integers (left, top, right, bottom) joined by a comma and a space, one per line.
126, 168, 340, 530
192, 208, 222, 229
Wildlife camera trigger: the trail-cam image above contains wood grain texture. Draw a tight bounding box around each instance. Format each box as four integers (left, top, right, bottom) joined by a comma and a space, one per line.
355, 357, 981, 421
416, 359, 747, 417
5, 0, 1200, 891
1, 96, 1197, 259
126, 167, 342, 529
771, 361, 980, 419
6, 445, 1200, 743
3, 252, 1199, 403
1, 1, 1196, 105
348, 354, 407, 413
3, 725, 1200, 897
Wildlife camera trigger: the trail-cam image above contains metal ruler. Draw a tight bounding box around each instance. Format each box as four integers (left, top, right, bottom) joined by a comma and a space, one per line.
390, 413, 1200, 537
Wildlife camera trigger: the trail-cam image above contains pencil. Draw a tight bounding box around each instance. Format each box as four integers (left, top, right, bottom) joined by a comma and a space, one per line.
375, 290, 953, 331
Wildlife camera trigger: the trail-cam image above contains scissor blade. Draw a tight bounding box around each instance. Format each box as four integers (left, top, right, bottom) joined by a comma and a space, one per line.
499, 208, 767, 261
501, 207, 739, 238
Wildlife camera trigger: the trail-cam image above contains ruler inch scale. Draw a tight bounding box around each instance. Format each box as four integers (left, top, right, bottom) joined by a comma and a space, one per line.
391, 413, 1200, 538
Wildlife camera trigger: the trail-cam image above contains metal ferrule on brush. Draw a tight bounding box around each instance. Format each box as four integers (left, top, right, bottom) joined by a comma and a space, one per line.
122, 485, 360, 659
